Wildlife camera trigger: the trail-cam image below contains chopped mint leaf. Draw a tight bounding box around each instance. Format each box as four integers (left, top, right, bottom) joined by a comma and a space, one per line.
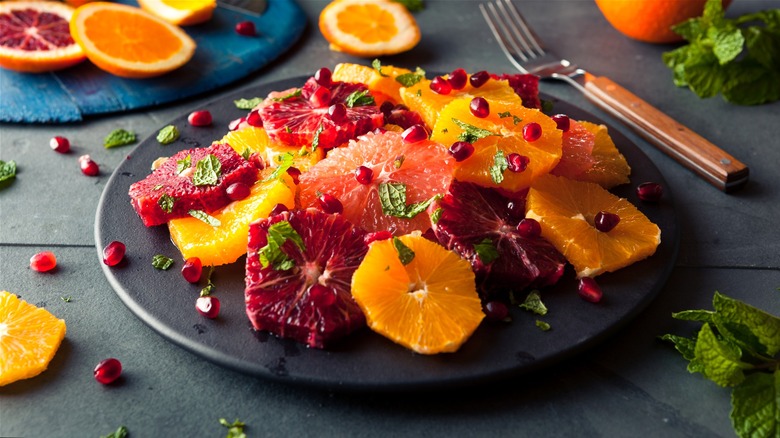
489, 149, 508, 184
473, 238, 499, 264
60, 296, 72, 303
234, 97, 263, 109
730, 370, 779, 438
158, 193, 175, 213
156, 125, 179, 145
392, 237, 415, 265
241, 148, 251, 161
345, 89, 375, 107
152, 254, 174, 270
372, 59, 388, 77
104, 129, 136, 148
518, 290, 548, 316
535, 320, 551, 331
258, 220, 305, 271
189, 209, 221, 227
219, 418, 247, 438
0, 160, 17, 185
200, 266, 215, 296
430, 207, 443, 225
378, 182, 433, 219
497, 111, 521, 124
192, 154, 221, 186
273, 89, 302, 101
311, 123, 324, 152
262, 152, 295, 183
100, 425, 129, 438
391, 0, 424, 12
452, 118, 499, 143
176, 154, 192, 175
395, 67, 426, 87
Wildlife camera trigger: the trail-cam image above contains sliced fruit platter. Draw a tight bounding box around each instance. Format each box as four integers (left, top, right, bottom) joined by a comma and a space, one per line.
96, 63, 678, 389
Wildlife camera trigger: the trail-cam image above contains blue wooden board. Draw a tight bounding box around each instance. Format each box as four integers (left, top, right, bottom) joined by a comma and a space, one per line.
0, 0, 307, 124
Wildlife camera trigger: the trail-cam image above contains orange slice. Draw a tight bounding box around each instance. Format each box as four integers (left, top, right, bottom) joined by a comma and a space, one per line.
137, 0, 216, 26
351, 234, 484, 354
525, 174, 661, 278
70, 2, 196, 78
332, 62, 413, 105
578, 121, 631, 189
0, 1, 86, 73
318, 0, 420, 58
0, 291, 66, 387
216, 126, 324, 173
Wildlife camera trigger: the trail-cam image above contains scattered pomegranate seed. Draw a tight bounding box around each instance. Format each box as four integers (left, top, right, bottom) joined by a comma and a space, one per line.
401, 124, 428, 143
50, 136, 70, 153
188, 110, 212, 127
522, 122, 542, 142
228, 117, 245, 131
314, 67, 332, 87
102, 241, 126, 267
246, 110, 263, 127
507, 153, 530, 172
448, 68, 468, 90
430, 76, 452, 95
309, 86, 331, 108
637, 182, 663, 202
551, 114, 570, 132
269, 203, 289, 216
484, 301, 509, 322
181, 257, 203, 284
286, 167, 301, 184
30, 251, 57, 272
594, 211, 620, 232
469, 97, 490, 118
196, 296, 221, 319
517, 218, 542, 238
578, 277, 603, 303
79, 155, 99, 176
226, 182, 251, 201
364, 230, 393, 245
379, 101, 395, 116
469, 70, 490, 88
308, 284, 336, 307
448, 141, 474, 162
355, 165, 373, 184
318, 192, 343, 214
235, 20, 256, 36
94, 358, 122, 384
328, 103, 347, 122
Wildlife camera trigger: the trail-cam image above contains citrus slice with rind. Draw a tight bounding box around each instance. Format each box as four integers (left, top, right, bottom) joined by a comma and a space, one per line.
351, 234, 484, 354
525, 174, 661, 278
137, 0, 216, 26
332, 62, 413, 105
0, 291, 66, 387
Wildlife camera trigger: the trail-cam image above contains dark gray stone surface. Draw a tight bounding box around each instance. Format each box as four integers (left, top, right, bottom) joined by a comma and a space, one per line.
1, 1, 778, 436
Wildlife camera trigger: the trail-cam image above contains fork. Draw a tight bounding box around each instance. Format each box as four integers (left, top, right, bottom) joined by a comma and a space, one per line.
480, 0, 749, 192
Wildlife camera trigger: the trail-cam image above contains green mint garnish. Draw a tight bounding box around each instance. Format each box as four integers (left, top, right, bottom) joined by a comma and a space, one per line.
241, 148, 251, 161
234, 97, 263, 109
192, 154, 221, 186
518, 290, 548, 315
220, 418, 247, 438
345, 89, 375, 108
473, 238, 499, 264
200, 266, 215, 297
60, 296, 72, 303
158, 194, 175, 213
395, 67, 426, 87
156, 125, 179, 145
391, 0, 424, 12
392, 237, 415, 265
311, 123, 324, 152
152, 255, 174, 270
372, 59, 388, 77
100, 425, 129, 438
153, 184, 164, 191
498, 112, 522, 125
453, 118, 500, 143
490, 149, 508, 184
430, 207, 443, 225
393, 155, 405, 169
0, 160, 17, 185
188, 210, 221, 227
176, 154, 192, 175
536, 320, 551, 331
258, 220, 305, 271
104, 129, 136, 148
273, 89, 302, 102
262, 152, 295, 183
378, 182, 434, 219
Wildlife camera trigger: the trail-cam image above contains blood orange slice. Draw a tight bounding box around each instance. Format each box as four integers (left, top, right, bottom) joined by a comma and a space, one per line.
0, 1, 86, 73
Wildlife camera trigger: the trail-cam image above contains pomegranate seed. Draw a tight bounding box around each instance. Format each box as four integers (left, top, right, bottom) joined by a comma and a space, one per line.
355, 165, 373, 184
50, 136, 70, 153
469, 97, 490, 118
507, 153, 530, 172
286, 166, 301, 184
469, 70, 490, 88
523, 122, 542, 142
188, 110, 212, 127
79, 155, 99, 176
364, 230, 393, 245
314, 67, 332, 87
235, 21, 256, 36
328, 103, 347, 122
637, 182, 663, 202
228, 117, 245, 131
401, 124, 428, 143
551, 114, 570, 132
448, 141, 474, 162
196, 296, 220, 318
517, 218, 542, 238
248, 153, 265, 170
484, 301, 509, 322
594, 211, 620, 232
102, 241, 126, 267
94, 358, 122, 384
181, 257, 202, 283
309, 86, 331, 108
430, 76, 452, 95
379, 101, 395, 116
224, 183, 248, 202
269, 203, 289, 216
308, 284, 336, 307
448, 68, 468, 90
30, 251, 57, 272
246, 110, 263, 127
578, 277, 603, 303
318, 193, 343, 214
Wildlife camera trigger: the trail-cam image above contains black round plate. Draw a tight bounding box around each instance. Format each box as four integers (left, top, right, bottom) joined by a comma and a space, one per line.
95, 76, 679, 391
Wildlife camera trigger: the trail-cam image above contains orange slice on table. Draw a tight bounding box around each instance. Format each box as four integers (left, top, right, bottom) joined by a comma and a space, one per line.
0, 1, 86, 73
319, 0, 420, 58
0, 291, 66, 387
137, 0, 216, 26
70, 2, 196, 78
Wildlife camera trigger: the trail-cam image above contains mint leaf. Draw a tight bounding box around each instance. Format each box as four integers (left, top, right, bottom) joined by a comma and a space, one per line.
220, 418, 247, 438
392, 237, 415, 265
695, 323, 753, 387
519, 290, 548, 316
391, 0, 424, 12
158, 194, 175, 213
176, 154, 191, 175
192, 154, 221, 186
262, 152, 296, 183
473, 238, 499, 264
536, 320, 551, 331
430, 207, 443, 225
660, 334, 698, 361
672, 309, 715, 323
490, 150, 508, 184
453, 118, 499, 143
377, 182, 433, 219
156, 125, 179, 145
100, 425, 129, 438
395, 67, 426, 87
104, 129, 136, 148
258, 220, 305, 271
272, 89, 302, 101
152, 255, 174, 270
234, 97, 263, 109
311, 123, 324, 152
189, 209, 221, 227
730, 370, 779, 438
345, 89, 375, 107
372, 58, 387, 77
0, 160, 17, 185
710, 25, 745, 65
200, 266, 215, 296
713, 291, 780, 356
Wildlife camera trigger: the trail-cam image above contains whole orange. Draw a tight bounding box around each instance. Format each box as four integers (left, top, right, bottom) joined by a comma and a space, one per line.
595, 0, 733, 43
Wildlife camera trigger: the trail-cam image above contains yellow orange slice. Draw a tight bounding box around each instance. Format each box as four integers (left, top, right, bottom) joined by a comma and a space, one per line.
332, 62, 413, 105
137, 0, 216, 26
217, 126, 323, 173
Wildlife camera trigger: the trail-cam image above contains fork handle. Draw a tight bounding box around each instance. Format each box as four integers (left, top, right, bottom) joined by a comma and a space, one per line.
581, 76, 749, 192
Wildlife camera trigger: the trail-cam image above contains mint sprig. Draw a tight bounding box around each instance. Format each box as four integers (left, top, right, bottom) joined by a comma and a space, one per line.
258, 220, 305, 271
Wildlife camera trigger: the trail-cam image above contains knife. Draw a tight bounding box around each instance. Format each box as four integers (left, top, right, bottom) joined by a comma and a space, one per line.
218, 0, 267, 16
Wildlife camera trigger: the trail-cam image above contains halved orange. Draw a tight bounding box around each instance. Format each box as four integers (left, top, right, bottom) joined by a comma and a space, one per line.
70, 2, 196, 78
137, 0, 216, 26
319, 0, 420, 58
525, 174, 660, 278
0, 291, 66, 386
332, 62, 413, 105
351, 234, 484, 354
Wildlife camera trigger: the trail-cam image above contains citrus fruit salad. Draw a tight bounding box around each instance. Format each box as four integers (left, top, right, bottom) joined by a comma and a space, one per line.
127, 62, 660, 355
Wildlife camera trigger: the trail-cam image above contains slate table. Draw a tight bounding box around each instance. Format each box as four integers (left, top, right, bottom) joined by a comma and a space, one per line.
1, 1, 778, 436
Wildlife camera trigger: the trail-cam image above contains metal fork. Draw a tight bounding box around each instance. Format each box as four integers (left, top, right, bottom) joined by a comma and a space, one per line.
480, 0, 749, 192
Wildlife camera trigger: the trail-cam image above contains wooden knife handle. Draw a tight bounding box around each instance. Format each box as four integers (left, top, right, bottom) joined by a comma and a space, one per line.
582, 76, 749, 192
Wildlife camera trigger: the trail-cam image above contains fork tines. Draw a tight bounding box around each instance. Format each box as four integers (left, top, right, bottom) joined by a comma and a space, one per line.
480, 0, 546, 70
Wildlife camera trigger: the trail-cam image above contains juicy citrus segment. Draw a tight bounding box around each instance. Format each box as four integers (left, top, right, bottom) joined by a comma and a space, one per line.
168, 174, 295, 266
525, 174, 660, 278
577, 121, 631, 189
69, 2, 196, 78
351, 235, 484, 354
318, 0, 420, 58
432, 97, 562, 193
0, 1, 86, 73
217, 126, 323, 172
332, 62, 413, 104
0, 291, 66, 387
137, 0, 216, 26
